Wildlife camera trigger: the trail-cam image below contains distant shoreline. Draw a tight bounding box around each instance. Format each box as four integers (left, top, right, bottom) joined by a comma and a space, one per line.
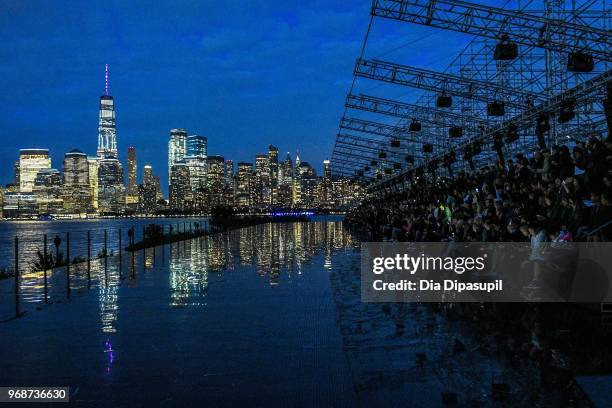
1, 211, 346, 222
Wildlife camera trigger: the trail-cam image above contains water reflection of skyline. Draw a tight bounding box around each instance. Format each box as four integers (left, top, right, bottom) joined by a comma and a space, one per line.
167, 220, 356, 304
2, 220, 356, 335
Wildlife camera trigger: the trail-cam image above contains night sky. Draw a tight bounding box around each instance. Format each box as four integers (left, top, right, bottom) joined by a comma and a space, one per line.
0, 0, 499, 194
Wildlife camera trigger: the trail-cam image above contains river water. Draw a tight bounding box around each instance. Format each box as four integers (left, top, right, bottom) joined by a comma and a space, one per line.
0, 217, 210, 273
0, 218, 605, 406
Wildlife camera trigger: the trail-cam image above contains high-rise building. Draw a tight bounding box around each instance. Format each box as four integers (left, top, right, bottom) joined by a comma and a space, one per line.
207, 155, 226, 208
19, 149, 51, 192
143, 164, 154, 185
184, 156, 207, 192
169, 162, 191, 211
13, 161, 19, 187
87, 156, 99, 211
224, 159, 234, 186
62, 149, 91, 213
139, 164, 159, 214
278, 152, 294, 208
323, 160, 331, 179
168, 128, 187, 184
97, 64, 117, 159
97, 158, 124, 214
33, 168, 63, 214
268, 145, 279, 206
236, 162, 252, 208
126, 147, 138, 203
187, 135, 207, 158
254, 154, 270, 207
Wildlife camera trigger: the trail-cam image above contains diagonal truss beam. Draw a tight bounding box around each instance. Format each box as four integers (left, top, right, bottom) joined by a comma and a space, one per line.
345, 93, 490, 128
354, 58, 543, 108
371, 0, 612, 61
340, 116, 447, 146
370, 69, 612, 188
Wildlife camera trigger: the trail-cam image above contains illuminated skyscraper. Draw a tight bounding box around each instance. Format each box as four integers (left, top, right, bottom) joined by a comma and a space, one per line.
254, 154, 270, 207
139, 164, 160, 213
184, 156, 207, 191
268, 145, 279, 206
224, 160, 234, 186
169, 162, 191, 210
207, 155, 225, 208
279, 152, 293, 208
126, 147, 138, 202
168, 129, 187, 184
33, 168, 63, 214
323, 160, 331, 179
19, 149, 51, 192
236, 162, 252, 208
98, 158, 124, 214
187, 135, 207, 158
87, 156, 99, 210
62, 149, 91, 213
143, 164, 154, 185
97, 64, 117, 159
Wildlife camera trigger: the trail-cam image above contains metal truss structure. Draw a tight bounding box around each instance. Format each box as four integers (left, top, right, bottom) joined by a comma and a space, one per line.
331, 0, 611, 185
371, 0, 611, 61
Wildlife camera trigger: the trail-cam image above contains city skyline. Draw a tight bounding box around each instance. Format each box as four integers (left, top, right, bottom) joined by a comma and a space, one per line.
0, 0, 483, 194
3, 65, 327, 197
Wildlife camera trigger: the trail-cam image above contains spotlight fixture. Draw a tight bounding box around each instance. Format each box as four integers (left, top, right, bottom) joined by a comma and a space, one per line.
487, 100, 505, 116
409, 119, 422, 132
557, 99, 576, 124
436, 94, 452, 108
567, 52, 594, 73
494, 35, 518, 60
449, 126, 463, 138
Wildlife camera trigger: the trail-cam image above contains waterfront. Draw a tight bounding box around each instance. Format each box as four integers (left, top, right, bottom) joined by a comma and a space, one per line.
0, 218, 357, 407
0, 217, 211, 274
1, 219, 610, 406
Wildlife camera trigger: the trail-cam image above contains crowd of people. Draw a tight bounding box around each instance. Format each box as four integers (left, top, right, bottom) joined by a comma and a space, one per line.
346, 136, 612, 244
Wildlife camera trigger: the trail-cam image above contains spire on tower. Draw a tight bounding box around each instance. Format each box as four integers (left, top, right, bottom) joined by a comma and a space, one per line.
105, 64, 109, 96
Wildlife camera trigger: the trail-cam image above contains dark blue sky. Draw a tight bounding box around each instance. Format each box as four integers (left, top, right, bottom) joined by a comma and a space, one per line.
0, 0, 487, 194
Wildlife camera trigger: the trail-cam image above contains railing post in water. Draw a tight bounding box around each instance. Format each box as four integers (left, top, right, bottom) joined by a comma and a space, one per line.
66, 232, 70, 300
87, 230, 91, 288
152, 224, 156, 267
104, 229, 108, 285
119, 228, 123, 279
43, 234, 48, 304
142, 225, 147, 271
14, 236, 19, 317
161, 224, 165, 262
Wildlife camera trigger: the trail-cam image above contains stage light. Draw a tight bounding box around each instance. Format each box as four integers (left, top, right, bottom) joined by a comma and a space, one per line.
436, 94, 452, 108
487, 100, 505, 116
494, 36, 518, 60
449, 126, 463, 138
409, 120, 422, 132
557, 99, 576, 124
567, 52, 594, 73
